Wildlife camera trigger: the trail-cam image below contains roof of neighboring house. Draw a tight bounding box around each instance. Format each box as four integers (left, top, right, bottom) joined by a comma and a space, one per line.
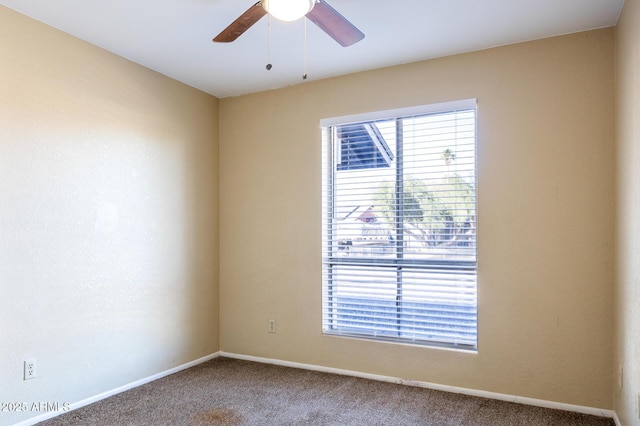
337, 123, 393, 171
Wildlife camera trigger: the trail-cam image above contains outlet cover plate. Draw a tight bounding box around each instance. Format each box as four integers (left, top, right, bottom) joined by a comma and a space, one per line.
24, 359, 36, 380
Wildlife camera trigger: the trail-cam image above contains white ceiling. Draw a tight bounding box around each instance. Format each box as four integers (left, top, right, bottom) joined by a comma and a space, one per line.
0, 0, 624, 98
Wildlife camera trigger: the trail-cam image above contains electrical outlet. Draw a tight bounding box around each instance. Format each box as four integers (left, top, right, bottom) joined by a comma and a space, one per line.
268, 320, 276, 333
24, 359, 36, 380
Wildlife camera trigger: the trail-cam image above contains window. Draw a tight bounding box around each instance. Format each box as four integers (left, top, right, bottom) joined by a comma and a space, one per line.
321, 100, 477, 350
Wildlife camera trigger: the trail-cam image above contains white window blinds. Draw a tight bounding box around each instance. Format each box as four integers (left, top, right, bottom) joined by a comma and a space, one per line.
321, 100, 477, 349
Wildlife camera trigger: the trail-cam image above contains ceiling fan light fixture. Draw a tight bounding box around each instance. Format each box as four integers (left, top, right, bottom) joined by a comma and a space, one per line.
262, 0, 315, 22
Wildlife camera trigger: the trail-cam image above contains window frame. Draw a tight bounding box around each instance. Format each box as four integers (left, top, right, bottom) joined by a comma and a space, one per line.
321, 99, 478, 351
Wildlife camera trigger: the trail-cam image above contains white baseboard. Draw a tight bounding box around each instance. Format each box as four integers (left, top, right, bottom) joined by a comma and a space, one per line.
13, 352, 221, 426
613, 411, 622, 426
13, 350, 617, 425
220, 351, 616, 421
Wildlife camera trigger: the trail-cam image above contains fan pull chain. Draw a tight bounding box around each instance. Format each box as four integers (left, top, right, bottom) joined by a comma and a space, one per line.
303, 18, 308, 80
266, 14, 272, 71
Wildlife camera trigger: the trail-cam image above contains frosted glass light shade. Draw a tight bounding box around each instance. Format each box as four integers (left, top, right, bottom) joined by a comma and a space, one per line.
262, 0, 315, 22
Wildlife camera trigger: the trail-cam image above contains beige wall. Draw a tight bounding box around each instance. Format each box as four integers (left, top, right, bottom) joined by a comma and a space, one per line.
0, 6, 219, 425
615, 0, 640, 424
220, 29, 615, 409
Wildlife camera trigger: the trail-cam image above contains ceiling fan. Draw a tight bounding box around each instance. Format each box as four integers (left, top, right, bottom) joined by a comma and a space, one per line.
213, 0, 365, 47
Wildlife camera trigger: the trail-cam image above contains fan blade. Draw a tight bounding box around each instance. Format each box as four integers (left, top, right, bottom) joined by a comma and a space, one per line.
306, 0, 364, 47
213, 2, 267, 43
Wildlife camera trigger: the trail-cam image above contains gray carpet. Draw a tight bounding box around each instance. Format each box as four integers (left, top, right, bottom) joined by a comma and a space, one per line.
38, 357, 614, 425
